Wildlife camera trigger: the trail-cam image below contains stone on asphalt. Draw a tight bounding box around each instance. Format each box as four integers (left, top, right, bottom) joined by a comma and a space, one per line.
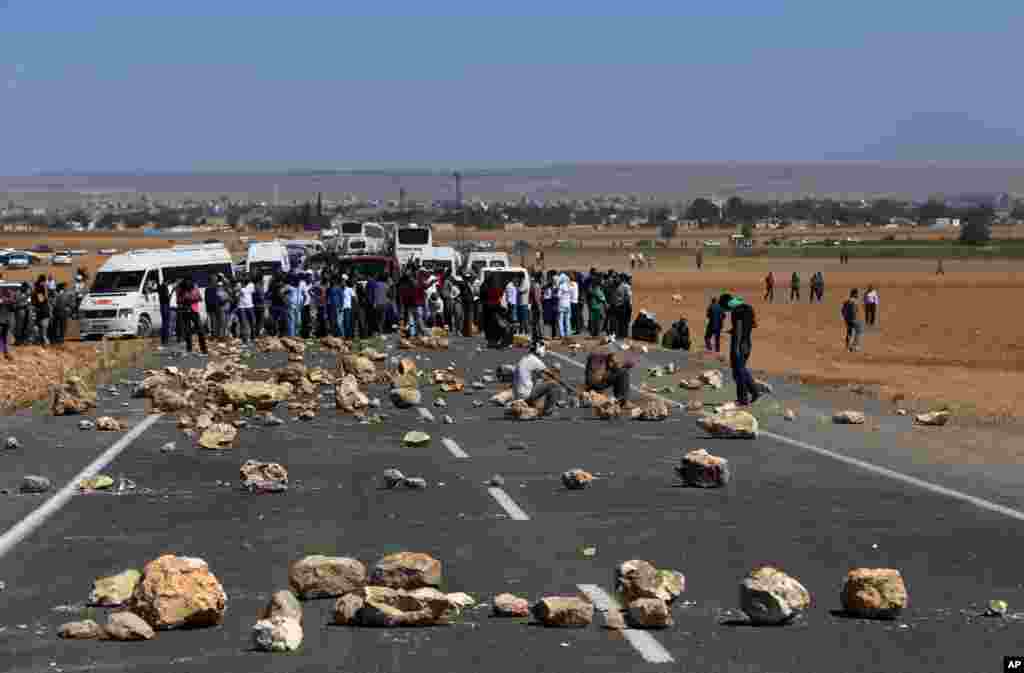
382, 468, 405, 489
506, 399, 540, 420
488, 475, 505, 487
531, 597, 594, 627
914, 410, 951, 426
676, 449, 731, 488
562, 469, 594, 490
740, 566, 811, 625
626, 598, 674, 628
491, 389, 515, 405
89, 569, 142, 607
697, 410, 758, 439
784, 408, 797, 421
370, 552, 442, 590
699, 370, 724, 389
446, 592, 476, 610
472, 399, 484, 408
402, 431, 431, 446
103, 612, 155, 641
492, 593, 530, 617
601, 608, 627, 630
260, 590, 303, 624
20, 475, 51, 494
350, 586, 457, 627
130, 555, 227, 629
79, 474, 115, 491
403, 477, 427, 489
159, 441, 177, 453
78, 419, 95, 431
985, 599, 1009, 617
263, 413, 284, 427
332, 593, 365, 625
638, 399, 670, 421
240, 460, 288, 490
218, 381, 291, 410
833, 410, 866, 425
442, 414, 454, 424
252, 615, 303, 652
686, 400, 704, 413
51, 376, 97, 416
841, 568, 908, 619
335, 374, 369, 412
199, 423, 237, 450
288, 556, 367, 600
58, 619, 104, 640
390, 387, 422, 409
4, 436, 21, 451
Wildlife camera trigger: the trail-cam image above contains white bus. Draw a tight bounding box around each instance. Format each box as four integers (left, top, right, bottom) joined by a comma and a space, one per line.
394, 223, 433, 267
464, 251, 510, 275
418, 246, 462, 277
79, 243, 234, 339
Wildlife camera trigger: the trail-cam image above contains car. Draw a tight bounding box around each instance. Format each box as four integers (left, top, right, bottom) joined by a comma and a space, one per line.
70, 249, 88, 256
5, 253, 31, 268
51, 251, 73, 265
98, 248, 119, 255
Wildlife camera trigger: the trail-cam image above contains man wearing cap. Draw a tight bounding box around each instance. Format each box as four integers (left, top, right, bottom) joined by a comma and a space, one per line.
719, 293, 759, 407
514, 340, 561, 416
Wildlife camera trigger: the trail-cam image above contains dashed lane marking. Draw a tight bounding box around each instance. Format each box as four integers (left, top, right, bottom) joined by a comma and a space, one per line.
441, 437, 470, 458
577, 584, 675, 664
547, 350, 1024, 524
417, 407, 435, 422
0, 413, 163, 559
487, 487, 530, 520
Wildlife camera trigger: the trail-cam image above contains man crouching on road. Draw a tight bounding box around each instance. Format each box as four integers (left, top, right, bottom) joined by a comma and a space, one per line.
514, 339, 562, 416
584, 350, 635, 409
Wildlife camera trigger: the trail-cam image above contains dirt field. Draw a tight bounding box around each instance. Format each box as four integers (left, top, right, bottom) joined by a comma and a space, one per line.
2, 230, 1022, 424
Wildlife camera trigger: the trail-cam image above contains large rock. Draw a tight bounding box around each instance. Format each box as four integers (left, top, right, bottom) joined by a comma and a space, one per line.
218, 381, 291, 410
151, 387, 191, 412
490, 389, 515, 405
370, 552, 442, 590
344, 586, 457, 627
531, 597, 594, 627
914, 410, 950, 427
275, 364, 307, 386
637, 399, 670, 421
198, 423, 237, 450
332, 593, 365, 625
89, 569, 142, 607
506, 399, 540, 420
259, 590, 303, 625
676, 449, 731, 488
20, 475, 51, 493
841, 568, 908, 619
256, 336, 286, 352
833, 410, 866, 425
390, 387, 422, 409
240, 460, 288, 491
58, 619, 104, 640
697, 410, 758, 439
340, 354, 377, 384
626, 598, 674, 628
492, 592, 530, 617
320, 336, 349, 352
335, 374, 369, 413
288, 556, 366, 599
739, 566, 811, 625
104, 612, 155, 641
133, 372, 175, 398
130, 555, 227, 630
402, 431, 431, 447
252, 615, 302, 652
562, 469, 593, 490
280, 337, 305, 355
699, 370, 724, 389
50, 376, 96, 416
96, 416, 123, 431
397, 358, 417, 375
616, 560, 685, 604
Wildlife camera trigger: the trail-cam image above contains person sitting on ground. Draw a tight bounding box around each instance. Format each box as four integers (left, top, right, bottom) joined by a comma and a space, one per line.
584, 350, 635, 408
513, 339, 561, 416
662, 316, 691, 351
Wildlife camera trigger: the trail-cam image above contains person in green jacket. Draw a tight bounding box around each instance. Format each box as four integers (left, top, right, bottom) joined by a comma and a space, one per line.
588, 276, 607, 337
789, 272, 801, 302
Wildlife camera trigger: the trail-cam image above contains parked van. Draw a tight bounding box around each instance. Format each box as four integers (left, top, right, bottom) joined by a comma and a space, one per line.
394, 223, 433, 267
479, 266, 529, 295
246, 240, 291, 282
79, 242, 234, 339
464, 251, 510, 275
418, 246, 462, 277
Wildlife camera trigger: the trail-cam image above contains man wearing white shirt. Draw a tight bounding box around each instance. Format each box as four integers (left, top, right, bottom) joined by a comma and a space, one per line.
556, 270, 571, 338
517, 273, 531, 336
341, 278, 355, 338
237, 277, 255, 342
513, 339, 560, 416
298, 274, 311, 338
568, 273, 580, 335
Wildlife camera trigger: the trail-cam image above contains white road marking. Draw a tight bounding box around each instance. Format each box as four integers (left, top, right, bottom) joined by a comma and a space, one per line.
487, 487, 530, 520
0, 413, 163, 559
577, 584, 675, 664
547, 350, 1024, 524
417, 406, 435, 422
441, 437, 470, 458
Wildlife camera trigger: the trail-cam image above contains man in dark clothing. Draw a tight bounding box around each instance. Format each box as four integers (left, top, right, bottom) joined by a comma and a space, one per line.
790, 272, 800, 302
704, 297, 724, 352
584, 350, 634, 404
764, 272, 774, 302
842, 289, 863, 352
157, 279, 172, 345
204, 281, 222, 339
719, 293, 758, 407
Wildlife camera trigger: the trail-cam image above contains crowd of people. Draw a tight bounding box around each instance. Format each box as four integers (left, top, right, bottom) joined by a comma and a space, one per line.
0, 270, 88, 357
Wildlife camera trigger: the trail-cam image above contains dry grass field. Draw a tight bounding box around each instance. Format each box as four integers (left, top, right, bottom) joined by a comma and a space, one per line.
2, 229, 1022, 424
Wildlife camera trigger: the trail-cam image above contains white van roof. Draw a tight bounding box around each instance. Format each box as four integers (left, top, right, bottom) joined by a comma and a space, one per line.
97, 243, 232, 273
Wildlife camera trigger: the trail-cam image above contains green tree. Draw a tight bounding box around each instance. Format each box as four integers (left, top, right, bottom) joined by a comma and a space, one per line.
740, 221, 754, 239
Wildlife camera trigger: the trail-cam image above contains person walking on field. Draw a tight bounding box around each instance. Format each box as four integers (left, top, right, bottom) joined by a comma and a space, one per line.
789, 272, 801, 302
719, 293, 759, 407
863, 285, 879, 327
764, 272, 775, 302
936, 258, 945, 275
704, 296, 724, 353
696, 249, 703, 270
842, 289, 863, 352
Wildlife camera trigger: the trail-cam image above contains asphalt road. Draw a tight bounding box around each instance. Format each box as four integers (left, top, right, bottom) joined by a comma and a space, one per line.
0, 335, 1021, 673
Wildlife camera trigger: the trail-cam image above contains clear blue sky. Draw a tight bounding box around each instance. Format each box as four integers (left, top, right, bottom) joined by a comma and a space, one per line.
2, 1, 1023, 173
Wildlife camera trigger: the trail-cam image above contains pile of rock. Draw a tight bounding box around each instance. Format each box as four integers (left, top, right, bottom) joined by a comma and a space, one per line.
914, 410, 950, 427
833, 410, 866, 425
60, 554, 227, 642
675, 449, 730, 487
240, 460, 288, 493
50, 375, 97, 416
399, 336, 449, 350
338, 353, 377, 385
612, 559, 686, 629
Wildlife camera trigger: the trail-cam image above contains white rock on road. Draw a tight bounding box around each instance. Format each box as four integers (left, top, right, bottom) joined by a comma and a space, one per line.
739, 566, 811, 625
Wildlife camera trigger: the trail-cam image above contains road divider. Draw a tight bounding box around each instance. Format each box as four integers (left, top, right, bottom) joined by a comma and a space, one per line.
441, 437, 469, 458
487, 487, 530, 520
